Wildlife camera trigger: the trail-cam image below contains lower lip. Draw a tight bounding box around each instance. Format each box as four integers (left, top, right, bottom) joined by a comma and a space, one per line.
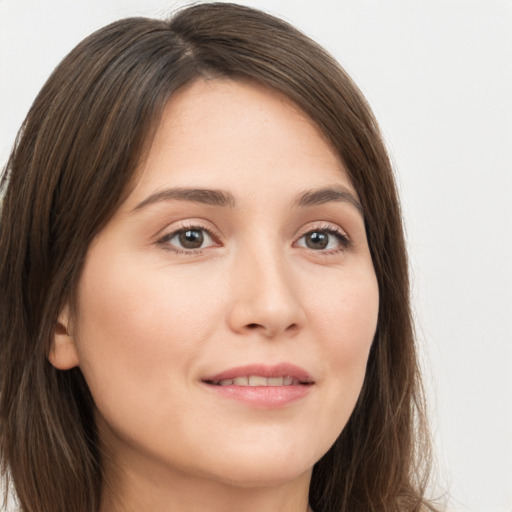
202, 383, 312, 408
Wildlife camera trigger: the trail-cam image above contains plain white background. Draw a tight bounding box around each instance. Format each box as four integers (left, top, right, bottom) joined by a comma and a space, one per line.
1, 1, 511, 511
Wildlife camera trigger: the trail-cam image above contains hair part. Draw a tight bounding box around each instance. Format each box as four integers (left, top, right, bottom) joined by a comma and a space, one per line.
1, 3, 437, 511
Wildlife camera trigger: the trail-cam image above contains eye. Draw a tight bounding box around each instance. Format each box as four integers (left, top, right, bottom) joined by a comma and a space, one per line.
295, 227, 350, 252
159, 226, 218, 253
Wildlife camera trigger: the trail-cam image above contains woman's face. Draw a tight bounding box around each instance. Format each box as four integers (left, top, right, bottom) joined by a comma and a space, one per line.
51, 79, 379, 491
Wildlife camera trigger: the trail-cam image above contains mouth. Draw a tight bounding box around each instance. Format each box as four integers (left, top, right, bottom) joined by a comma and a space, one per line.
205, 376, 312, 387
201, 364, 314, 408
202, 363, 314, 386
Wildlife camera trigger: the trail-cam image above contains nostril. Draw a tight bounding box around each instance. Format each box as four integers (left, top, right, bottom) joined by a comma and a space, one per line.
244, 322, 299, 335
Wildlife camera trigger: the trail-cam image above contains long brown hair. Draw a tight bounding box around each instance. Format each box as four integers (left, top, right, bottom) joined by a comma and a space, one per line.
0, 3, 437, 511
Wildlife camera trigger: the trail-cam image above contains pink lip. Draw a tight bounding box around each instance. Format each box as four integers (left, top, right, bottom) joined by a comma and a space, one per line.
202, 363, 314, 384
201, 363, 314, 409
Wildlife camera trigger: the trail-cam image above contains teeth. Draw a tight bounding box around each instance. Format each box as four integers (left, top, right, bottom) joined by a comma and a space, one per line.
249, 375, 268, 386
216, 376, 300, 387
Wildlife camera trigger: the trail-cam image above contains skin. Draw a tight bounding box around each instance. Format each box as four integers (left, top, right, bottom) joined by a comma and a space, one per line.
50, 79, 379, 512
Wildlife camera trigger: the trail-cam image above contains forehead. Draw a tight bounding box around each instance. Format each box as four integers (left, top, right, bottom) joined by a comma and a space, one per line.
124, 78, 355, 210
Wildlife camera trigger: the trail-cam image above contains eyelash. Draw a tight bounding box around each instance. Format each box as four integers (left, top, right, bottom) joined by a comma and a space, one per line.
295, 223, 352, 255
156, 222, 351, 256
157, 222, 221, 256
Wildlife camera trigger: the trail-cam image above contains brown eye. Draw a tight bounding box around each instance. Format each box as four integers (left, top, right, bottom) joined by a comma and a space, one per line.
161, 227, 216, 252
304, 231, 329, 250
296, 228, 349, 252
179, 229, 204, 249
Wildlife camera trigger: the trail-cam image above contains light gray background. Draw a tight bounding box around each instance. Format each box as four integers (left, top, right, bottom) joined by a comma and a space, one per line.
1, 1, 511, 511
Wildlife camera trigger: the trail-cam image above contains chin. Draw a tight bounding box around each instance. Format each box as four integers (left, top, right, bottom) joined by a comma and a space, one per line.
189, 438, 323, 489
208, 459, 314, 489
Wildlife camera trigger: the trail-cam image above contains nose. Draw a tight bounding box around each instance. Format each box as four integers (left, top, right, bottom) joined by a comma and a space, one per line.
226, 243, 306, 339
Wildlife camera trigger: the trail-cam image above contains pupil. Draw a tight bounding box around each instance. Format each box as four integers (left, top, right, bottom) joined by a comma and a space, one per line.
306, 231, 328, 249
179, 229, 204, 249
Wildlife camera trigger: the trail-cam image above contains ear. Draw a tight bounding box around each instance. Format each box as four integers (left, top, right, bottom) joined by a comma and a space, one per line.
48, 304, 80, 370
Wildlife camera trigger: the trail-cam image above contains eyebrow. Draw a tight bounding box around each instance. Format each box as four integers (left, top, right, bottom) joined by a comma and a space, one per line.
294, 186, 363, 215
132, 185, 363, 216
132, 187, 237, 211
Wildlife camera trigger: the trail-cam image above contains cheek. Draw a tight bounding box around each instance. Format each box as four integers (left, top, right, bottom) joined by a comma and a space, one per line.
310, 267, 379, 411
312, 264, 379, 352
72, 249, 222, 402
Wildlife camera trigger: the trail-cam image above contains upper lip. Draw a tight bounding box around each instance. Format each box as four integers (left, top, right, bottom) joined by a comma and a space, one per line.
202, 363, 314, 384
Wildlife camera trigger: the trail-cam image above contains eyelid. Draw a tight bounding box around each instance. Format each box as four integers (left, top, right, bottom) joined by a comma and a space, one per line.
293, 222, 352, 253
156, 220, 222, 254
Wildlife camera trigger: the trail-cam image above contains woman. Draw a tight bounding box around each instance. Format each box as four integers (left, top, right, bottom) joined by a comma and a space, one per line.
0, 3, 437, 511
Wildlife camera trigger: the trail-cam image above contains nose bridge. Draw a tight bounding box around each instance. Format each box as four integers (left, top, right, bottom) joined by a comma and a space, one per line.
228, 232, 305, 337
